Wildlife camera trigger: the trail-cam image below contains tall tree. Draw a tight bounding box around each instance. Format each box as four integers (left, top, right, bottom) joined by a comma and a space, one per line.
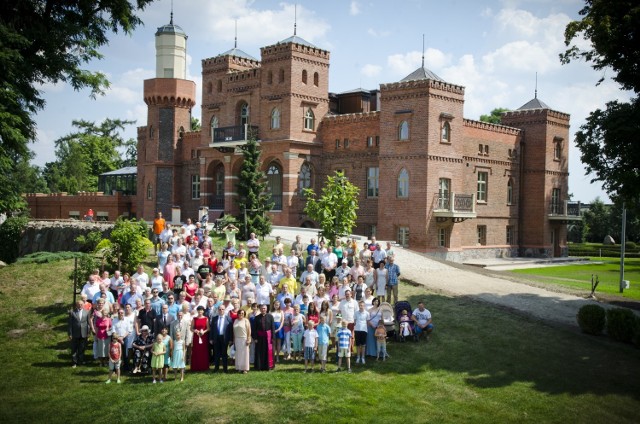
236, 139, 274, 238
561, 0, 640, 209
303, 171, 360, 243
44, 118, 136, 193
0, 0, 155, 212
582, 197, 611, 242
479, 107, 510, 124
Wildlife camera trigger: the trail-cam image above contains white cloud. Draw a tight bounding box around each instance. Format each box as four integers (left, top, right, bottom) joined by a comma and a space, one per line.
100, 68, 154, 104
361, 64, 382, 78
367, 28, 391, 38
350, 1, 361, 16
387, 48, 451, 77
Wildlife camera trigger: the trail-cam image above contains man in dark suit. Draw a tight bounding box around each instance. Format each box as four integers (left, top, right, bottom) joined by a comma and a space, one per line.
209, 305, 233, 372
153, 303, 174, 336
68, 300, 90, 367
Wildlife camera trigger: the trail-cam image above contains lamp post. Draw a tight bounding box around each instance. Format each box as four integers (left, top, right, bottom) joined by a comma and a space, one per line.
619, 203, 627, 293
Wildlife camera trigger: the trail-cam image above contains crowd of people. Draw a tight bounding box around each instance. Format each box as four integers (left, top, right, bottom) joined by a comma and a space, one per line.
68, 214, 433, 382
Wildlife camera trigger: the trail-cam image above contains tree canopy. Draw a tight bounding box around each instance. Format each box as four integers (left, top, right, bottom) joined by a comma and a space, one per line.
303, 171, 360, 243
479, 108, 510, 124
0, 0, 155, 212
561, 0, 640, 208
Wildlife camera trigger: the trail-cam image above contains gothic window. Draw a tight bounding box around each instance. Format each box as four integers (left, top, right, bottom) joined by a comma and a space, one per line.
442, 121, 451, 142
304, 108, 315, 131
314, 72, 319, 86
302, 69, 308, 84
367, 167, 379, 198
507, 178, 514, 205
271, 108, 280, 129
397, 168, 409, 198
210, 116, 218, 143
398, 120, 409, 140
146, 183, 153, 200
298, 163, 312, 192
267, 163, 283, 211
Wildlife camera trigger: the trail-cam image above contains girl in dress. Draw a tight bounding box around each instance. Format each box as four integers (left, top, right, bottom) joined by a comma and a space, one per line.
306, 301, 320, 327
160, 326, 173, 381
151, 334, 166, 383
282, 299, 294, 360
270, 300, 285, 363
171, 331, 186, 381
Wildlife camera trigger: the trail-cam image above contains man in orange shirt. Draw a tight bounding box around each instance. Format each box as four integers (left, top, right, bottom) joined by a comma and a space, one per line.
153, 212, 166, 254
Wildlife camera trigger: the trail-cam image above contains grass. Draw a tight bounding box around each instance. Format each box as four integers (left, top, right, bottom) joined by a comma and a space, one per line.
1, 254, 639, 423
511, 257, 640, 300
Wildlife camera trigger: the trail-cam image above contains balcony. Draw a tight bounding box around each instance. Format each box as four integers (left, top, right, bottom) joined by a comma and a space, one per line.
433, 193, 477, 223
210, 125, 259, 152
548, 201, 582, 223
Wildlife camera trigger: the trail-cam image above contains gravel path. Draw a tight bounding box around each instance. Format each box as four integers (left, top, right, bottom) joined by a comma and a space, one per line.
269, 227, 623, 329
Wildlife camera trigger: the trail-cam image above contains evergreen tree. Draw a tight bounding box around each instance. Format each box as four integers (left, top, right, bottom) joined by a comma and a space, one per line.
236, 139, 274, 238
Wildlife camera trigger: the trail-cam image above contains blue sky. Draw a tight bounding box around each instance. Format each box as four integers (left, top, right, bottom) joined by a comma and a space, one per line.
34, 0, 632, 203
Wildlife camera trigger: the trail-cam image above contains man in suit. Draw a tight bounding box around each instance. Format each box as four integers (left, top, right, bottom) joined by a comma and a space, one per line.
68, 300, 90, 367
154, 303, 174, 336
209, 305, 233, 372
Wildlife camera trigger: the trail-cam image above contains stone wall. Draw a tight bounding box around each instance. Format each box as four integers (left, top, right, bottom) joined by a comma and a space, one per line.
19, 221, 115, 256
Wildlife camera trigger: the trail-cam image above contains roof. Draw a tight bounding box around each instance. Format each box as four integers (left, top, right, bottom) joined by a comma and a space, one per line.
401, 66, 445, 83
99, 167, 137, 176
279, 35, 317, 48
218, 47, 258, 61
155, 23, 186, 37
338, 88, 372, 95
517, 97, 551, 110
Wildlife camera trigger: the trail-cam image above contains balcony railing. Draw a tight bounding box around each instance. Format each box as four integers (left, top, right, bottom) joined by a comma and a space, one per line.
213, 125, 259, 143
549, 200, 582, 222
433, 193, 476, 222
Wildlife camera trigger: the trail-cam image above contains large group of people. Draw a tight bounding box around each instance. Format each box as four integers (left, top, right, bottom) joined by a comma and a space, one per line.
68, 216, 433, 382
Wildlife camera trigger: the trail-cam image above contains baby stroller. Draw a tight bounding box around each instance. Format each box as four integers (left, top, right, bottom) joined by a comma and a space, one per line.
378, 302, 396, 340
395, 301, 417, 342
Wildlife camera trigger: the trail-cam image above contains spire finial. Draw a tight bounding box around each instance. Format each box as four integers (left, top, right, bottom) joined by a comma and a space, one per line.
294, 4, 297, 36
170, 0, 174, 24
234, 19, 238, 49
535, 72, 538, 98
422, 34, 425, 68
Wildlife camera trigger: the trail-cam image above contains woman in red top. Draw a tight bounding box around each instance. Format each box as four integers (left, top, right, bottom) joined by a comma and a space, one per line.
183, 275, 198, 302
306, 302, 320, 327
93, 306, 112, 367
190, 306, 210, 371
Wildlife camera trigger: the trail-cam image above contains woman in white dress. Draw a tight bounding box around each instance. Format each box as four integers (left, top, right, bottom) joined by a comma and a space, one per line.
374, 259, 387, 303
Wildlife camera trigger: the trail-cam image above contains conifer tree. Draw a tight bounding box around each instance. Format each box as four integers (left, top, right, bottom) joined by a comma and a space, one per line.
236, 138, 274, 238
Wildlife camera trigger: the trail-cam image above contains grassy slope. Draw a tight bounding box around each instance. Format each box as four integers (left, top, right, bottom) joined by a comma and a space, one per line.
0, 251, 639, 423
511, 258, 640, 300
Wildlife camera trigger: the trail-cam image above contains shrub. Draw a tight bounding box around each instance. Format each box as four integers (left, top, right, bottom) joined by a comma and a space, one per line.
606, 307, 636, 343
95, 218, 152, 273
0, 216, 29, 263
17, 251, 83, 264
625, 241, 637, 250
633, 317, 640, 348
68, 253, 100, 284
75, 230, 104, 253
577, 304, 606, 335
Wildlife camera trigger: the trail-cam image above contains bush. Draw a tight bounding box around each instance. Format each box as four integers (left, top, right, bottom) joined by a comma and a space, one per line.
625, 241, 637, 250
75, 230, 104, 253
68, 253, 100, 284
577, 304, 606, 335
633, 317, 640, 348
0, 216, 29, 263
17, 251, 84, 264
95, 218, 152, 273
606, 307, 636, 343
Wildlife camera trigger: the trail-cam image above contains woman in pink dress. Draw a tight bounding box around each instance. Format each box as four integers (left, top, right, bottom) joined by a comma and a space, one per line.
190, 306, 210, 371
93, 306, 112, 367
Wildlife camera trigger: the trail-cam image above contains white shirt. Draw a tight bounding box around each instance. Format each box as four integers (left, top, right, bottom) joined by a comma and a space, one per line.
336, 265, 351, 281
256, 282, 273, 306
412, 308, 432, 326
314, 293, 330, 310
150, 275, 164, 291
132, 272, 149, 289
339, 298, 358, 323
81, 282, 100, 299
303, 329, 318, 348
321, 253, 338, 270
354, 310, 370, 332
300, 270, 319, 285
373, 249, 387, 263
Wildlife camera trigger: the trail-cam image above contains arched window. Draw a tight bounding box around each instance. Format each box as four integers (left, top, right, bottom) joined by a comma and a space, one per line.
271, 108, 280, 129
149, 125, 154, 139
313, 72, 319, 86
398, 120, 409, 140
210, 116, 218, 143
146, 183, 153, 200
302, 70, 308, 84
298, 162, 312, 192
207, 82, 213, 94
267, 70, 273, 85
507, 178, 514, 205
304, 108, 315, 131
279, 68, 285, 83
397, 168, 409, 198
267, 163, 283, 211
178, 126, 185, 142
213, 165, 224, 209
442, 122, 451, 142
217, 80, 222, 92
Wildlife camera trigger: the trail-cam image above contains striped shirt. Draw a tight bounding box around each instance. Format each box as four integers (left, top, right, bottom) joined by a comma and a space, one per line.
337, 328, 352, 349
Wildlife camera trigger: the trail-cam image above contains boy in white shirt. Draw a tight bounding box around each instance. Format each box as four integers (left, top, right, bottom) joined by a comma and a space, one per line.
303, 320, 318, 373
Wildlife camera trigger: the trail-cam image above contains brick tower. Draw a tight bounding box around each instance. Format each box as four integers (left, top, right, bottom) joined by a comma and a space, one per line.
501, 97, 571, 257
137, 15, 196, 221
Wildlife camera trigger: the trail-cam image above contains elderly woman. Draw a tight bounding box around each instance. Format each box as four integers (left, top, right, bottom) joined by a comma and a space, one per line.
233, 309, 252, 373
92, 305, 112, 366
132, 325, 154, 374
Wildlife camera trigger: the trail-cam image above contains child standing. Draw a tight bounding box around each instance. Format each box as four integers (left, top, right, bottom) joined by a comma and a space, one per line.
336, 320, 353, 373
303, 321, 318, 372
106, 334, 122, 384
160, 327, 173, 382
316, 315, 331, 372
151, 334, 166, 383
171, 331, 186, 381
374, 321, 388, 360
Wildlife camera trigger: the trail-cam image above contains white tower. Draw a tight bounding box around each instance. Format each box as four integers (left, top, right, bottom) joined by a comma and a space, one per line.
155, 13, 187, 79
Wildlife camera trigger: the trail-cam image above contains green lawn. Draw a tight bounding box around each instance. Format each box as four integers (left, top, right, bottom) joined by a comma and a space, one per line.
511, 258, 640, 300
1, 254, 639, 423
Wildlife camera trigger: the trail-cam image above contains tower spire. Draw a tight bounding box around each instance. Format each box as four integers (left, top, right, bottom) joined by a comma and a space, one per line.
422, 34, 425, 68
234, 19, 238, 48
294, 4, 297, 36
535, 72, 538, 98
170, 0, 173, 24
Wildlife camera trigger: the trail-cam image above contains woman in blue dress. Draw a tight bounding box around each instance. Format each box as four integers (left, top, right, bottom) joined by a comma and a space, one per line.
366, 298, 382, 357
